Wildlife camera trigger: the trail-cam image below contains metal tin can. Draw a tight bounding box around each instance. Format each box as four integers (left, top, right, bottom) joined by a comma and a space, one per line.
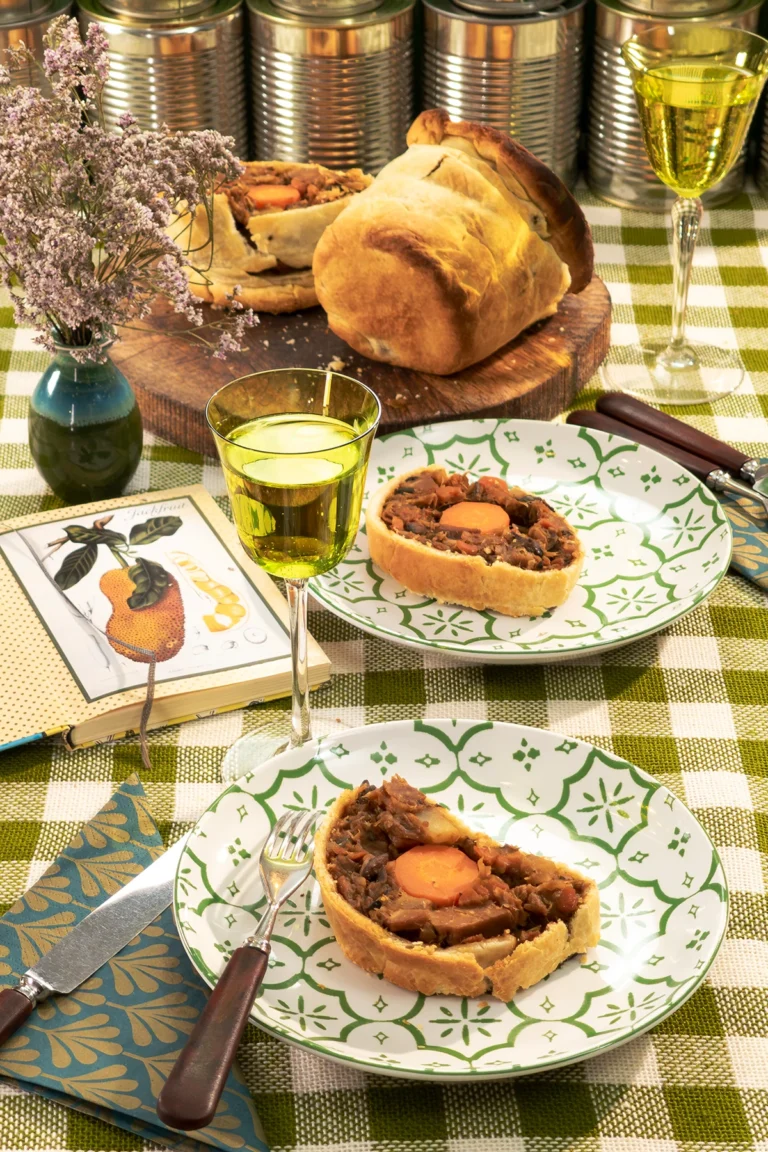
98, 0, 213, 20
452, 0, 563, 15
588, 0, 761, 210
422, 0, 586, 186
0, 0, 49, 25
247, 0, 414, 172
78, 0, 248, 157
0, 0, 71, 89
271, 0, 383, 19
757, 115, 768, 197
620, 0, 737, 16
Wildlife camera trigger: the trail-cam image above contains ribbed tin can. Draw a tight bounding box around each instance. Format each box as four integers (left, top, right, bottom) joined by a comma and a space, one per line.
588, 0, 761, 210
271, 0, 382, 19
0, 0, 71, 90
620, 0, 737, 16
98, 0, 212, 21
248, 0, 414, 172
422, 0, 585, 186
78, 0, 248, 156
450, 0, 563, 17
758, 116, 768, 196
0, 0, 49, 24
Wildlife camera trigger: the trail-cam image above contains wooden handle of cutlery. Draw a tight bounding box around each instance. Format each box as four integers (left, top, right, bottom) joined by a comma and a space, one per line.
156, 946, 269, 1131
597, 392, 750, 473
567, 410, 718, 482
0, 988, 34, 1045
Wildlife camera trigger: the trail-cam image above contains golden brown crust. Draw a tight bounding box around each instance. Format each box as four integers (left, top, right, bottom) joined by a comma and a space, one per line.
364, 466, 583, 618
313, 112, 592, 374
314, 785, 600, 1001
170, 161, 372, 315
188, 266, 319, 315
407, 110, 593, 293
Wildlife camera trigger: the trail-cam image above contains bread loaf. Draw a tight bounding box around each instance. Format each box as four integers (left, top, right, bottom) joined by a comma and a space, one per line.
313, 110, 594, 373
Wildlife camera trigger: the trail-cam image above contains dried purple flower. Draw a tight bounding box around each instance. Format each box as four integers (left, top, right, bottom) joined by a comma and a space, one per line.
0, 16, 256, 362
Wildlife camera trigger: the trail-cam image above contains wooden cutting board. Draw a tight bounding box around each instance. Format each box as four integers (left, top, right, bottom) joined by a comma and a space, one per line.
112, 276, 611, 456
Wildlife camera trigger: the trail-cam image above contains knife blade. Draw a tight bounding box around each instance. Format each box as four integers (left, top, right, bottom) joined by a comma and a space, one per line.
567, 409, 768, 518
0, 834, 186, 1045
597, 392, 768, 496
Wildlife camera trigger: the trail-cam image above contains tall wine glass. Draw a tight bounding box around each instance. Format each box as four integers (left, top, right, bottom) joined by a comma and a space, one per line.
208, 369, 380, 776
600, 26, 768, 406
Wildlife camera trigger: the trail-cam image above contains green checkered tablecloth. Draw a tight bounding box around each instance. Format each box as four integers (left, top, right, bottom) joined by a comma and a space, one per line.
1, 189, 767, 1152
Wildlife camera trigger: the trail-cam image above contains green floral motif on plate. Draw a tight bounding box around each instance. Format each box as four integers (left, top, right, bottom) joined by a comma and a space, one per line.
174, 720, 728, 1082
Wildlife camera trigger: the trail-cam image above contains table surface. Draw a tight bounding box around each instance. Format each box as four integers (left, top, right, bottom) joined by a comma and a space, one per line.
1, 189, 767, 1152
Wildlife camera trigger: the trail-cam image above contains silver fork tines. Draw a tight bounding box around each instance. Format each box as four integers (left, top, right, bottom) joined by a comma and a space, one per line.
262, 810, 294, 859
248, 808, 324, 951
280, 809, 320, 862
278, 810, 310, 860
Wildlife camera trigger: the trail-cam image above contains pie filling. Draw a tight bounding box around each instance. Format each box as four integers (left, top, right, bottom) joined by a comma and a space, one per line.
223, 163, 369, 227
379, 468, 579, 572
327, 777, 585, 949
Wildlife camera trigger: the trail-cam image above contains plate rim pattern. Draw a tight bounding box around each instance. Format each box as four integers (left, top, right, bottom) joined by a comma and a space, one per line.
174, 718, 730, 1081
308, 419, 732, 664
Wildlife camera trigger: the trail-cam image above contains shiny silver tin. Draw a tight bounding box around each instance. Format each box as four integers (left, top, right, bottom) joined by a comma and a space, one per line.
587, 0, 761, 211
0, 0, 70, 88
422, 0, 586, 187
0, 0, 49, 25
452, 0, 563, 16
247, 0, 414, 172
619, 0, 736, 17
78, 0, 248, 156
97, 0, 212, 20
271, 0, 382, 19
757, 116, 768, 197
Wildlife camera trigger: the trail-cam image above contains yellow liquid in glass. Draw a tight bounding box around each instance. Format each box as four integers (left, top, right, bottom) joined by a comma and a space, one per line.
634, 61, 762, 197
222, 413, 365, 578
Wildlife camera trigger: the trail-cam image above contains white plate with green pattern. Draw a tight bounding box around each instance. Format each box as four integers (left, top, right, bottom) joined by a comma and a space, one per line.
308, 419, 732, 662
174, 719, 728, 1081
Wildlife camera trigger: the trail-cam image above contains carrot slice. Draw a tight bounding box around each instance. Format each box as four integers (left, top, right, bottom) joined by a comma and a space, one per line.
440, 501, 510, 535
247, 184, 301, 210
394, 844, 479, 907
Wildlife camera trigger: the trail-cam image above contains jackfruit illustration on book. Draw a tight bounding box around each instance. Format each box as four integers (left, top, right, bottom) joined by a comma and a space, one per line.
0, 487, 328, 749
49, 513, 185, 663
0, 493, 294, 703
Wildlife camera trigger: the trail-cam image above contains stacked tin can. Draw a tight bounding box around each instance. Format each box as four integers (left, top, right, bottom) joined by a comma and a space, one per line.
588, 0, 762, 209
77, 0, 248, 155
421, 0, 586, 187
247, 0, 414, 172
1, 0, 72, 92
758, 122, 768, 195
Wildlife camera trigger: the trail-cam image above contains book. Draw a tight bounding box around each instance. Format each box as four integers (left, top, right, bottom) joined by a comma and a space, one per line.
0, 485, 330, 750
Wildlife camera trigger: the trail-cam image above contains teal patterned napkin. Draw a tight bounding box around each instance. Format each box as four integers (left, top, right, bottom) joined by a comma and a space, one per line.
722, 491, 768, 590
0, 774, 269, 1152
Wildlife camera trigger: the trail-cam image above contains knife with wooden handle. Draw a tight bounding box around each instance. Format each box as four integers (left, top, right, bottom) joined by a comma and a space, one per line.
596, 392, 768, 492
566, 410, 768, 518
0, 836, 186, 1046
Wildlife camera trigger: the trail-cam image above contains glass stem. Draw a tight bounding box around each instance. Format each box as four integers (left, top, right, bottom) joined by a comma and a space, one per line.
663, 196, 703, 364
286, 578, 312, 748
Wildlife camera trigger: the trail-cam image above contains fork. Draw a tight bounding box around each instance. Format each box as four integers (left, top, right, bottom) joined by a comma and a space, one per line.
156, 807, 324, 1131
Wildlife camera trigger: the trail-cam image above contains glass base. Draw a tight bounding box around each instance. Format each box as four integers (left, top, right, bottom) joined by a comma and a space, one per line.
220, 731, 288, 783
599, 342, 744, 407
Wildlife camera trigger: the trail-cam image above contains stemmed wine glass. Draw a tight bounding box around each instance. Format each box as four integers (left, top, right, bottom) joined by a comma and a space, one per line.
207, 369, 380, 778
600, 25, 768, 406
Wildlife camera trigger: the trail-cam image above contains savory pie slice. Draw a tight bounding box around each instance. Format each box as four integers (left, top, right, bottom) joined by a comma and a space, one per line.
171, 161, 372, 314
365, 465, 583, 617
314, 776, 600, 1001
